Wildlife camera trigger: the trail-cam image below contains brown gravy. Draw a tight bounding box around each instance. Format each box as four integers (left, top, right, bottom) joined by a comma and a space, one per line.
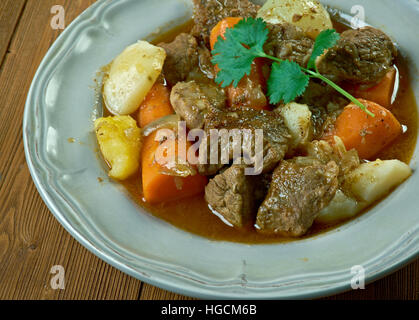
110, 19, 417, 244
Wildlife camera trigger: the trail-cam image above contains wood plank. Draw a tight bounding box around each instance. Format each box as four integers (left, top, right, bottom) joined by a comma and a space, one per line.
0, 0, 141, 300
0, 0, 26, 68
140, 284, 197, 300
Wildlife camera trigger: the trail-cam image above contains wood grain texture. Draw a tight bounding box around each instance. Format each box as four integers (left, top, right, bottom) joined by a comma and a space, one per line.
140, 284, 197, 300
0, 0, 417, 300
0, 0, 26, 69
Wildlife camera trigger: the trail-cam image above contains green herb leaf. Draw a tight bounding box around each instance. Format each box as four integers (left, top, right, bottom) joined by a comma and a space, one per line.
307, 29, 340, 70
268, 61, 310, 104
210, 18, 372, 116
212, 17, 269, 88
230, 17, 269, 50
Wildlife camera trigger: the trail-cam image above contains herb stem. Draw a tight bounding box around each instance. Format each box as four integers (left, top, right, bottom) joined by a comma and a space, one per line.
256, 51, 375, 117
306, 69, 375, 117
257, 52, 282, 63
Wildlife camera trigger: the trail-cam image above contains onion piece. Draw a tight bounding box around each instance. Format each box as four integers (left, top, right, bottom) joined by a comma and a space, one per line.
159, 160, 197, 178
143, 114, 197, 177
142, 114, 181, 137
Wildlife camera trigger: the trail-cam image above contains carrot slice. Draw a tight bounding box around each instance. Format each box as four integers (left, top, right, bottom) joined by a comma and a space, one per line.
138, 81, 174, 128
210, 17, 243, 51
210, 18, 269, 110
141, 132, 207, 203
331, 99, 402, 159
344, 68, 397, 109
226, 58, 270, 110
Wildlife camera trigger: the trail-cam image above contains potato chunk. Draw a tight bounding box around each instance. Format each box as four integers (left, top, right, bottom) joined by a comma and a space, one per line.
257, 0, 333, 39
278, 102, 312, 151
95, 116, 142, 180
345, 160, 412, 204
103, 41, 166, 115
316, 190, 365, 224
317, 159, 412, 224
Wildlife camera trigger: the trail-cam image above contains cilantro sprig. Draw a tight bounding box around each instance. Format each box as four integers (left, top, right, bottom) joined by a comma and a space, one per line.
212, 17, 374, 117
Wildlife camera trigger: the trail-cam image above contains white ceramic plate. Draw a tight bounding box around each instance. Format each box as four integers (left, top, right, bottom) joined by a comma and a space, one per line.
23, 0, 419, 299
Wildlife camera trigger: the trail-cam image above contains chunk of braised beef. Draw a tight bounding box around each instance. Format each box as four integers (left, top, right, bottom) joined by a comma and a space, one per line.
316, 26, 397, 84
158, 33, 215, 86
197, 107, 291, 176
298, 80, 348, 110
205, 165, 252, 228
306, 139, 360, 185
205, 165, 265, 228
256, 158, 339, 236
170, 81, 226, 130
191, 0, 260, 47
264, 23, 314, 67
297, 80, 348, 139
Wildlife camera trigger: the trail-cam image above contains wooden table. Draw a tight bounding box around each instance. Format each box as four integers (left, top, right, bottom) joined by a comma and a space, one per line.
0, 0, 417, 300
